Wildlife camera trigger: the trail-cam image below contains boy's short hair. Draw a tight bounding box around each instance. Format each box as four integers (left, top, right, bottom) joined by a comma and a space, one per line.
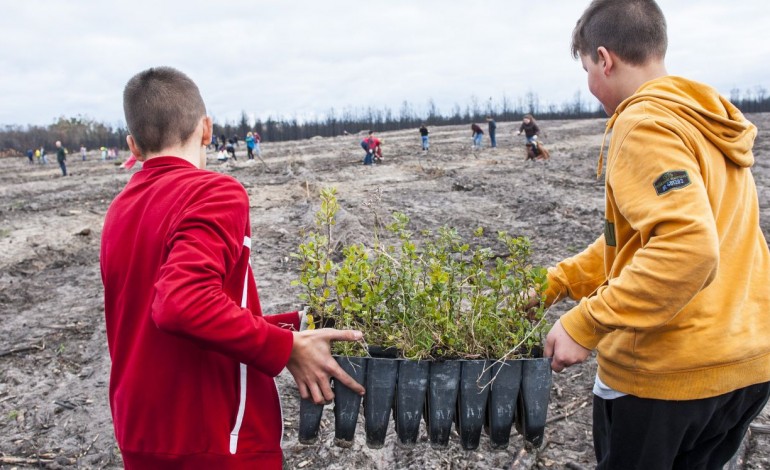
571, 0, 667, 66
123, 66, 206, 154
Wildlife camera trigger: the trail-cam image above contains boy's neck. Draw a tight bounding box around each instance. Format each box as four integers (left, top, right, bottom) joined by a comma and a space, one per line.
617, 59, 668, 104
143, 145, 206, 169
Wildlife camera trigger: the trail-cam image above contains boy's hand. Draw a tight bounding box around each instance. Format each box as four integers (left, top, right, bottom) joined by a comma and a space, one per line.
286, 329, 366, 404
544, 320, 591, 373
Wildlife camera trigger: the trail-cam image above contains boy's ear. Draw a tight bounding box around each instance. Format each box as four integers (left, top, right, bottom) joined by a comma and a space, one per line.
126, 135, 143, 161
201, 116, 213, 146
596, 46, 614, 76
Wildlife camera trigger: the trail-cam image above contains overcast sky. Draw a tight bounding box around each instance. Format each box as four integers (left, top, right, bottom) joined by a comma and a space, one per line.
2, 1, 769, 127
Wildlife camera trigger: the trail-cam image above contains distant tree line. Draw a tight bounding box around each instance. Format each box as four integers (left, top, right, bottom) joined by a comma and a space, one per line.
0, 116, 127, 156
219, 91, 606, 143
2, 87, 769, 154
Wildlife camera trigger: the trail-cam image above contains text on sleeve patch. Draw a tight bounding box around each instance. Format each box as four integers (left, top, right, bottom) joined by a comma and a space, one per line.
653, 170, 691, 196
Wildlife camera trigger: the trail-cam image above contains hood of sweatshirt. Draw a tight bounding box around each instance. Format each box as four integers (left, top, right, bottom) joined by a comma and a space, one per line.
610, 76, 757, 168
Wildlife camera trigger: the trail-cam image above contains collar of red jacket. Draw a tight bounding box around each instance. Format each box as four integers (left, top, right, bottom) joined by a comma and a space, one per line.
141, 156, 197, 170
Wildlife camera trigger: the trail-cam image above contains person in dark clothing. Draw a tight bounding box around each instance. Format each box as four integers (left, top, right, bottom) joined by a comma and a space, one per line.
518, 114, 541, 152
419, 124, 430, 151
55, 140, 67, 176
486, 116, 497, 148
471, 123, 484, 149
26, 149, 34, 164
226, 138, 237, 160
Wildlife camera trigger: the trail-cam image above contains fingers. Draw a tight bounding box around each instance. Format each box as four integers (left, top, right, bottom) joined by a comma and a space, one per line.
303, 361, 363, 403
330, 362, 365, 396
550, 357, 566, 373
297, 381, 310, 401
550, 350, 585, 373
287, 330, 367, 404
299, 371, 363, 405
307, 381, 322, 404
312, 328, 363, 343
293, 364, 336, 404
547, 341, 592, 374
544, 332, 555, 360
312, 330, 365, 395
318, 374, 336, 402
545, 338, 568, 372
308, 379, 333, 405
545, 319, 585, 373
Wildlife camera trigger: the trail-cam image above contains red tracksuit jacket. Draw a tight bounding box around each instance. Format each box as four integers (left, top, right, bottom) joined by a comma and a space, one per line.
100, 156, 299, 469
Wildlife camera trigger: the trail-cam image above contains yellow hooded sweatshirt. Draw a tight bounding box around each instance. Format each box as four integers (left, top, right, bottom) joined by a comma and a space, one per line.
545, 76, 770, 400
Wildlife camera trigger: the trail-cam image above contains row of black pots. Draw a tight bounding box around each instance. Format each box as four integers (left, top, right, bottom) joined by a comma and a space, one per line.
298, 355, 552, 450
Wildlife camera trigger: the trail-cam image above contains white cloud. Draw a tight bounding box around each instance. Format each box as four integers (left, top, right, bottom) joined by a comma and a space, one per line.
1, 0, 768, 126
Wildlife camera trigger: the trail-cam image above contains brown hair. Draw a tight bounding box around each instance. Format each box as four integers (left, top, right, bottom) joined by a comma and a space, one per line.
571, 0, 667, 66
123, 67, 206, 154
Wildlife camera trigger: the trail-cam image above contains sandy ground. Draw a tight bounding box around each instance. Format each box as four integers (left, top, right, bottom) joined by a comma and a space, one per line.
1, 114, 769, 469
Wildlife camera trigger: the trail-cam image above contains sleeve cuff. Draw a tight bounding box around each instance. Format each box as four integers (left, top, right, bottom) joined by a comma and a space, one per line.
264, 311, 301, 331
544, 268, 567, 306
559, 301, 607, 351
252, 324, 295, 377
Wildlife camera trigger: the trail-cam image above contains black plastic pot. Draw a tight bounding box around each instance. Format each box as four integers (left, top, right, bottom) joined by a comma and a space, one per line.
426, 360, 461, 448
394, 359, 430, 446
457, 360, 492, 450
515, 357, 552, 446
298, 398, 325, 444
299, 354, 552, 449
486, 359, 523, 449
333, 356, 367, 447
363, 358, 398, 448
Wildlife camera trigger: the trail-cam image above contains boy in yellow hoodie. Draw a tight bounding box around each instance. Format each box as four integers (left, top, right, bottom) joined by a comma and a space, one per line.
540, 0, 770, 467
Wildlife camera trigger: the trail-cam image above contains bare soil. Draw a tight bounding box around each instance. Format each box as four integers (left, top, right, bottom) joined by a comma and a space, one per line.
1, 114, 769, 469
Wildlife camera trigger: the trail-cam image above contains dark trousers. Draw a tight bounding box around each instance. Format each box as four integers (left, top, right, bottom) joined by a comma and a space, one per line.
58, 159, 67, 176
594, 381, 770, 470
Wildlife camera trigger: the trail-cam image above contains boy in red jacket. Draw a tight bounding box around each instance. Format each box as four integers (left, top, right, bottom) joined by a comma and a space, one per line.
100, 66, 365, 469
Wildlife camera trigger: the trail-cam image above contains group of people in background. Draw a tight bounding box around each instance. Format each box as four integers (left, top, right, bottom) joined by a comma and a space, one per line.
26, 146, 46, 165
22, 131, 266, 174
24, 116, 543, 177
215, 132, 261, 162
470, 116, 498, 150
415, 114, 541, 155
25, 142, 69, 176
21, 141, 139, 179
